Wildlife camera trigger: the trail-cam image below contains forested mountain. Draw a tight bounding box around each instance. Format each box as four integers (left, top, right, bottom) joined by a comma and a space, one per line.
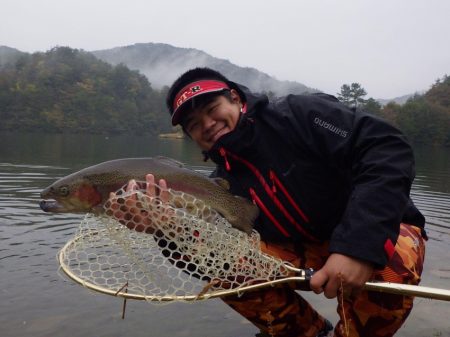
92, 43, 316, 96
370, 75, 450, 146
0, 45, 448, 145
0, 47, 170, 134
0, 46, 26, 69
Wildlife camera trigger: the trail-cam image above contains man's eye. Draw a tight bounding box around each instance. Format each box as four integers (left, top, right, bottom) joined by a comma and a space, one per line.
208, 104, 218, 115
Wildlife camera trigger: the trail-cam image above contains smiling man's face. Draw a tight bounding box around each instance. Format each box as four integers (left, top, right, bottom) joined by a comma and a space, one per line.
182, 89, 242, 151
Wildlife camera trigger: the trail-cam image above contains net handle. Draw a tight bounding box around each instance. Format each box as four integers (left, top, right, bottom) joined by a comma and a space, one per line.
57, 234, 450, 302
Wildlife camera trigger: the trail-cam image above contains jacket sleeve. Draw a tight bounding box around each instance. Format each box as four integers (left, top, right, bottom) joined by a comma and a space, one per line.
276, 93, 416, 267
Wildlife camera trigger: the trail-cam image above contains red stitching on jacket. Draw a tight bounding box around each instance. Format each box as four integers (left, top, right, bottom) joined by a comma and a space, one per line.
219, 147, 231, 171
249, 188, 290, 238
269, 170, 310, 223
221, 148, 316, 241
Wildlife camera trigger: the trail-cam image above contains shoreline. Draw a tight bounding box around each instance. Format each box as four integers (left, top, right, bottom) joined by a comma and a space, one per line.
158, 132, 184, 139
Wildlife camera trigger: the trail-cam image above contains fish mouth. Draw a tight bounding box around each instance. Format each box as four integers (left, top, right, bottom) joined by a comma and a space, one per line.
39, 199, 102, 214
39, 199, 79, 213
39, 199, 64, 212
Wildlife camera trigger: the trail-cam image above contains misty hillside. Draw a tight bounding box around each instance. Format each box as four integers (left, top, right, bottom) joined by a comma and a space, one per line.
0, 44, 424, 104
92, 43, 317, 96
0, 46, 26, 68
377, 92, 425, 106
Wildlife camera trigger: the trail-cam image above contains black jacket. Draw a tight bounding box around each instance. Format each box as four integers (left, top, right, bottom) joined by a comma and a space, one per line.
207, 83, 425, 268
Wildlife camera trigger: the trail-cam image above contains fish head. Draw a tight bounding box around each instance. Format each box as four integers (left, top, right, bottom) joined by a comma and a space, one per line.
39, 176, 103, 213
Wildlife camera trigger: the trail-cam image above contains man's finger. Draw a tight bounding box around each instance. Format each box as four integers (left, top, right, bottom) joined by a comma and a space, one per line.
146, 174, 156, 196
158, 179, 169, 203
128, 179, 138, 190
323, 276, 340, 299
310, 269, 328, 294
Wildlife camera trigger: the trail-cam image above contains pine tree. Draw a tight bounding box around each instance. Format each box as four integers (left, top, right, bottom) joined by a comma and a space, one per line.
338, 83, 367, 108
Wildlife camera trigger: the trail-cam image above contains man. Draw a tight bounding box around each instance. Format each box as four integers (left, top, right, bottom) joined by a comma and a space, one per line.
164, 67, 426, 337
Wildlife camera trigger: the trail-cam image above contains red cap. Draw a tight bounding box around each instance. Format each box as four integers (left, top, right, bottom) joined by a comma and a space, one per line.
171, 80, 230, 125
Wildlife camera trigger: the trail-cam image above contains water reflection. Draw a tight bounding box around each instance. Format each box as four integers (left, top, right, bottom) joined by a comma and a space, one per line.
0, 132, 211, 168
0, 132, 449, 337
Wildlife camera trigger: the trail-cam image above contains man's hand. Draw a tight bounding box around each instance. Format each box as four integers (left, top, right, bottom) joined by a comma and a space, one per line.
106, 174, 169, 234
309, 253, 374, 298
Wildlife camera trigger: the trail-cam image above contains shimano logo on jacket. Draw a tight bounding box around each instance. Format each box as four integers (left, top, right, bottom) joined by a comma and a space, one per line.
314, 117, 348, 138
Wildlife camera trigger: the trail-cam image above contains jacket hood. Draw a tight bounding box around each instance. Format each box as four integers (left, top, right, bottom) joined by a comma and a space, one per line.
228, 81, 269, 113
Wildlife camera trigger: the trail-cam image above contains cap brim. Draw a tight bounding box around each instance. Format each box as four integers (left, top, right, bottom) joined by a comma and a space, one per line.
171, 88, 227, 126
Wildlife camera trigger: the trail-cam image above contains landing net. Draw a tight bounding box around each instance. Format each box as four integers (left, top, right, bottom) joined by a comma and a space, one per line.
58, 183, 291, 303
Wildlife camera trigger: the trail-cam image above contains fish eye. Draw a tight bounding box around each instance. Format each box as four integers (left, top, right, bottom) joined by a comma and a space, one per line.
59, 185, 69, 197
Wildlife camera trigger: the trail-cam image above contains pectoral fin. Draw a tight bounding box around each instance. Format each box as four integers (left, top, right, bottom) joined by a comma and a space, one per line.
227, 196, 259, 234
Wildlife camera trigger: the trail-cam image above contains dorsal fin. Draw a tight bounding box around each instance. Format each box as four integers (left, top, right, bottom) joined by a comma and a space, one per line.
155, 156, 184, 168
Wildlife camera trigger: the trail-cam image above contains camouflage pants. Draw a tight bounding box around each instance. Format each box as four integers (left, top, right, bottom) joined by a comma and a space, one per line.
221, 223, 426, 337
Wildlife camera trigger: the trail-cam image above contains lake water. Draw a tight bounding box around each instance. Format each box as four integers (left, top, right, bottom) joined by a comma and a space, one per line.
0, 132, 449, 337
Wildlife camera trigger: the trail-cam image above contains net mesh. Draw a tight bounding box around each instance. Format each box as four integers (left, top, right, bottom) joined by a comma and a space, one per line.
58, 183, 291, 302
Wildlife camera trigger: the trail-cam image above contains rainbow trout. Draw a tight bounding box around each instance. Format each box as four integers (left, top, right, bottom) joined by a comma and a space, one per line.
39, 157, 258, 233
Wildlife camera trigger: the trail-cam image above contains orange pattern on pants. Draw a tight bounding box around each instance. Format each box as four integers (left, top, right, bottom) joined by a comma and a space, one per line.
221, 223, 426, 337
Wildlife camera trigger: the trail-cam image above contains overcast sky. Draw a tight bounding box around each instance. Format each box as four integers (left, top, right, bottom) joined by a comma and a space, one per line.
1, 0, 449, 98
